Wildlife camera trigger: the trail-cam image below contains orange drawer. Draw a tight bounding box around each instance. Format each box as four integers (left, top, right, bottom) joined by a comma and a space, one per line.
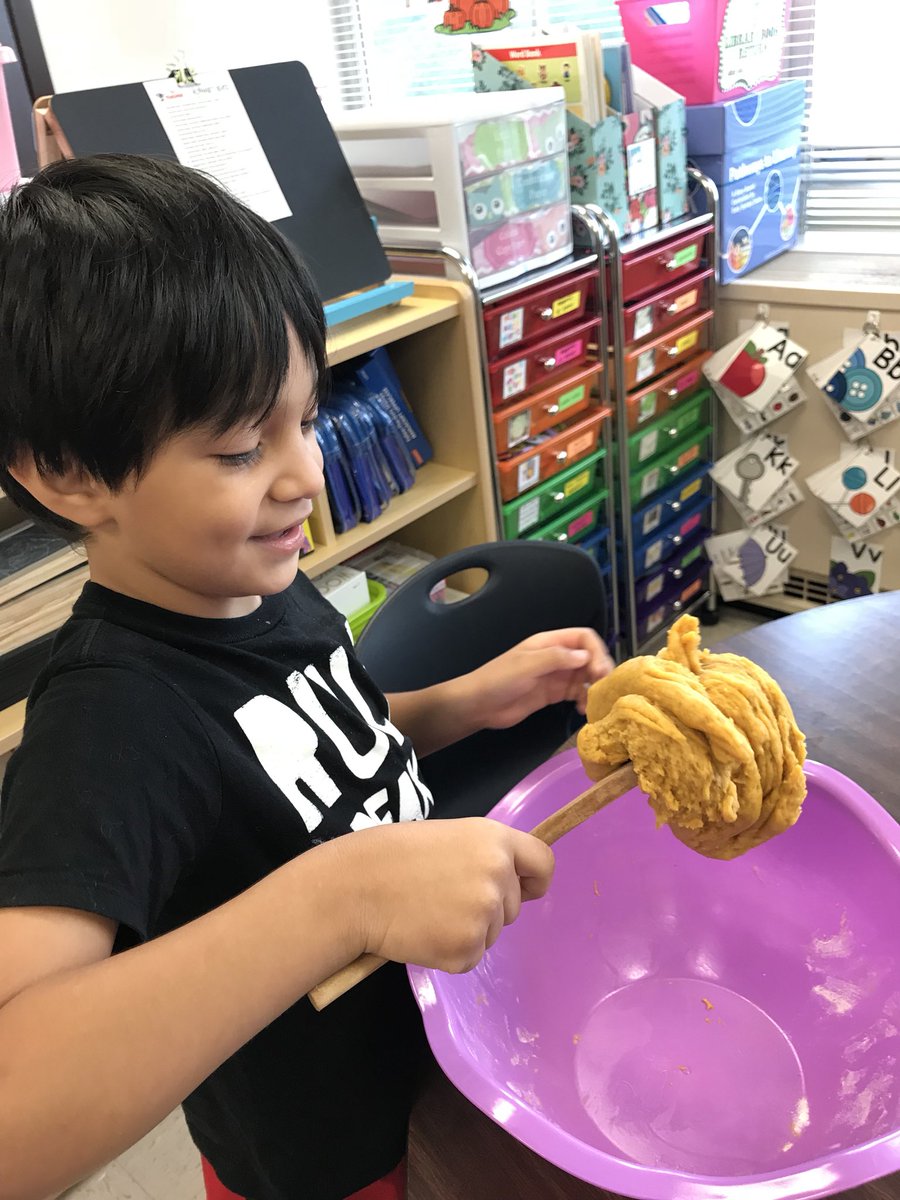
488, 317, 600, 409
620, 227, 709, 303
623, 310, 713, 392
492, 363, 601, 454
497, 407, 610, 501
624, 351, 712, 433
622, 269, 713, 345
483, 268, 596, 358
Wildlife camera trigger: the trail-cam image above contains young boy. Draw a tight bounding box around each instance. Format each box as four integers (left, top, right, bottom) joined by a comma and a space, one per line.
0, 155, 611, 1200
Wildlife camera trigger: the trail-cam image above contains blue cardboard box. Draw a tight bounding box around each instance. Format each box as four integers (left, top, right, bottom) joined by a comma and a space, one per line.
692, 143, 800, 283
686, 79, 806, 160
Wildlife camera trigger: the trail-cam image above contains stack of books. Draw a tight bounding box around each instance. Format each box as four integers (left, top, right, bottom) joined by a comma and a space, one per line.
471, 27, 636, 127
0, 512, 88, 706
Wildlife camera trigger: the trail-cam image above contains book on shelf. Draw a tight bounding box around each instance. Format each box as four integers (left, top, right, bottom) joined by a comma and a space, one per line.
0, 520, 85, 606
0, 563, 89, 657
471, 27, 605, 125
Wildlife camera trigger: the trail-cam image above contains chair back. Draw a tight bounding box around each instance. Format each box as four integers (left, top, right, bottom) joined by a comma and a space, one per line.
357, 541, 608, 817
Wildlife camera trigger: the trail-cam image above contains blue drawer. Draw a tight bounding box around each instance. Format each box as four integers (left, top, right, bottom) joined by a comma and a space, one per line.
630, 461, 712, 544
631, 495, 713, 579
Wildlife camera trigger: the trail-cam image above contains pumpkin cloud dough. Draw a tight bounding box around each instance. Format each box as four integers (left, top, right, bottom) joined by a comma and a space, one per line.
576, 614, 807, 860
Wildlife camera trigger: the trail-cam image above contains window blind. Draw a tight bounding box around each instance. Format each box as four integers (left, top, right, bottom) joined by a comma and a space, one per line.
783, 0, 900, 243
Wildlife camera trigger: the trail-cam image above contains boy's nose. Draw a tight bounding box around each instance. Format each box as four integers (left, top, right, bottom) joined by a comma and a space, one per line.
270, 437, 324, 503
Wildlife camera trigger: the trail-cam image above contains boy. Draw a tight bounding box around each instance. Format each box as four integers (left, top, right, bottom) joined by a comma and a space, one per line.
0, 155, 611, 1200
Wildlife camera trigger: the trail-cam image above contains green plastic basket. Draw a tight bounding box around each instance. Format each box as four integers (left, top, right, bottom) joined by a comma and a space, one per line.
348, 578, 388, 641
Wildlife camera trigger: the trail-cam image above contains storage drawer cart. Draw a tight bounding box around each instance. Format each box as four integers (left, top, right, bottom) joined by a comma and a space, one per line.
386, 208, 619, 642
586, 173, 719, 656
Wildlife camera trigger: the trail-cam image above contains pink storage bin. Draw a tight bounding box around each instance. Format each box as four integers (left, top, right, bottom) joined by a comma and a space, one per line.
0, 46, 21, 193
616, 0, 791, 105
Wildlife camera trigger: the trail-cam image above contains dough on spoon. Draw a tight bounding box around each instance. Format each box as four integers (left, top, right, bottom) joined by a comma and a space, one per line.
576, 615, 807, 860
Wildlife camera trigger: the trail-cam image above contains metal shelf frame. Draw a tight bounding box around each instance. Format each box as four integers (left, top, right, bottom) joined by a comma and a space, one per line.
384, 227, 621, 649
582, 169, 721, 656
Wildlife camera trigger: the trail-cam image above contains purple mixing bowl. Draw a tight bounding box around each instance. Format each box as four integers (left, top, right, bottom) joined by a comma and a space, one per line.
409, 754, 900, 1199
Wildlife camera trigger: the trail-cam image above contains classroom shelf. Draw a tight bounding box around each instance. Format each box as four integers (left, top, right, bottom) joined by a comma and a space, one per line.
301, 462, 477, 579
325, 293, 458, 366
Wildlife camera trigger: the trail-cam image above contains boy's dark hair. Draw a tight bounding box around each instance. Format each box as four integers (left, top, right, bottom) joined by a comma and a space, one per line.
0, 154, 328, 535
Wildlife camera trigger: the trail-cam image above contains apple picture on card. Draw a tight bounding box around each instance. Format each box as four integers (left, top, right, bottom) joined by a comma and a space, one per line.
720, 341, 767, 398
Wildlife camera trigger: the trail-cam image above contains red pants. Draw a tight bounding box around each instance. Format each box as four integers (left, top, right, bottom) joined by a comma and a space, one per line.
201, 1155, 406, 1200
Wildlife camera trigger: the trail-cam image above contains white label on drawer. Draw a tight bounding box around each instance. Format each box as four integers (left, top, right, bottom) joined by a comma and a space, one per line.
499, 307, 524, 349
518, 454, 541, 493
517, 496, 541, 534
503, 359, 528, 401
638, 429, 659, 462
507, 409, 532, 448
646, 604, 666, 633
638, 391, 659, 424
636, 348, 656, 384
645, 539, 664, 570
646, 573, 665, 602
640, 467, 661, 499
642, 503, 663, 536
634, 302, 654, 341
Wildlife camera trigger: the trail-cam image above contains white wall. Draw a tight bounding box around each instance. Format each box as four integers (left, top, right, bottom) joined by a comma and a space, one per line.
30, 0, 339, 105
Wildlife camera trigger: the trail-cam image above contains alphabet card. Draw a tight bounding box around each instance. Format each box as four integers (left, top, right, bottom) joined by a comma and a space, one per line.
704, 320, 808, 429
712, 431, 799, 522
828, 536, 884, 600
706, 525, 797, 598
808, 331, 900, 442
717, 377, 807, 435
806, 446, 900, 534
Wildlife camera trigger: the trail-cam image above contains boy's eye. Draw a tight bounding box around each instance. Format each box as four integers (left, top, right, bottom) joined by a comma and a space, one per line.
218, 446, 262, 467
301, 410, 319, 433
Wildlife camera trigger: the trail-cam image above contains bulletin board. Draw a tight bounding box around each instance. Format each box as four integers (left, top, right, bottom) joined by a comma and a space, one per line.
51, 60, 390, 303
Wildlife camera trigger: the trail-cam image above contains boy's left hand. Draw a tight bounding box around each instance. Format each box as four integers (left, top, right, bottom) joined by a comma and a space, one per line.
467, 628, 614, 730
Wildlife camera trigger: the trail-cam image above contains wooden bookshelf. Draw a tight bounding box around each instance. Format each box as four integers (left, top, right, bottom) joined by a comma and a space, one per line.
0, 279, 497, 760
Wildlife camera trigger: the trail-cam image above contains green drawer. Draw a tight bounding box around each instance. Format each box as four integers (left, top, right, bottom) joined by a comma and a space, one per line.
525, 488, 608, 544
628, 427, 712, 507
502, 448, 606, 538
626, 388, 710, 471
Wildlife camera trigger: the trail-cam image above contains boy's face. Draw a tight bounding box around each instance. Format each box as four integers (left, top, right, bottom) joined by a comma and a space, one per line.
86, 333, 324, 618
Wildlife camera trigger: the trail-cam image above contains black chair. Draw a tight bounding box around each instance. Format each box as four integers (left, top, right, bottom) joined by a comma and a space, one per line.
356, 540, 609, 818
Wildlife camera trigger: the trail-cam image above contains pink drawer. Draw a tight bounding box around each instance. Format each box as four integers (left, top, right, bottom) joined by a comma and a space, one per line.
483, 268, 596, 358
497, 407, 610, 502
622, 268, 713, 345
492, 363, 601, 455
488, 317, 601, 409
619, 228, 708, 303
624, 351, 712, 433
623, 310, 713, 393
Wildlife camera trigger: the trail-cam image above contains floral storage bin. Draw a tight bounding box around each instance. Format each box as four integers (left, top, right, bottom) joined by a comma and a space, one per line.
336, 90, 573, 290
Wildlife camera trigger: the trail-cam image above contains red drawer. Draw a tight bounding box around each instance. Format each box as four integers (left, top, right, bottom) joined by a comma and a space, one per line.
622, 268, 713, 345
492, 363, 601, 454
624, 351, 712, 433
623, 310, 713, 392
488, 317, 600, 409
620, 228, 709, 303
483, 268, 596, 358
497, 407, 610, 501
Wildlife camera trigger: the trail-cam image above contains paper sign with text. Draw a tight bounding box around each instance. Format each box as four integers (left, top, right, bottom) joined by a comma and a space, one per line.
828, 536, 884, 600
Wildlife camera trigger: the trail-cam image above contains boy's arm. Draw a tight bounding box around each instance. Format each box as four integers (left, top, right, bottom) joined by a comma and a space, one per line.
387, 628, 614, 757
0, 818, 553, 1200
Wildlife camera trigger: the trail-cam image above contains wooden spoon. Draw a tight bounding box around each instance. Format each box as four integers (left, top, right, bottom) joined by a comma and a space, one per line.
308, 763, 638, 1011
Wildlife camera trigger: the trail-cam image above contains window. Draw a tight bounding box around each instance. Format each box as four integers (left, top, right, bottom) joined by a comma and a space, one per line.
330, 0, 899, 251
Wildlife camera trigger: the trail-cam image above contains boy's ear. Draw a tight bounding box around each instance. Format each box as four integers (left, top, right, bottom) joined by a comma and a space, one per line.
8, 454, 112, 529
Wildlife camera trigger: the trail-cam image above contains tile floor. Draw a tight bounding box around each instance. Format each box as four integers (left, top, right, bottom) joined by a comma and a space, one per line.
63, 602, 771, 1200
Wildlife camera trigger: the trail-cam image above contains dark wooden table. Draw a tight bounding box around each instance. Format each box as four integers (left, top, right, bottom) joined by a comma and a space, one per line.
407, 594, 900, 1200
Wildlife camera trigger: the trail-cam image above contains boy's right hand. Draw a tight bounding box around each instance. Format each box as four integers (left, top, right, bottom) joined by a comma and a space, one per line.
342, 819, 555, 975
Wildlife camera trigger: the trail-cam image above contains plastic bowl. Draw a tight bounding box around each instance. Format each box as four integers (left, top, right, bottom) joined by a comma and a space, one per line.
409, 754, 900, 1199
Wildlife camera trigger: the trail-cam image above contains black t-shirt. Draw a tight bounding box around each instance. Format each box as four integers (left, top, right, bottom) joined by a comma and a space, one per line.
0, 575, 435, 1200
